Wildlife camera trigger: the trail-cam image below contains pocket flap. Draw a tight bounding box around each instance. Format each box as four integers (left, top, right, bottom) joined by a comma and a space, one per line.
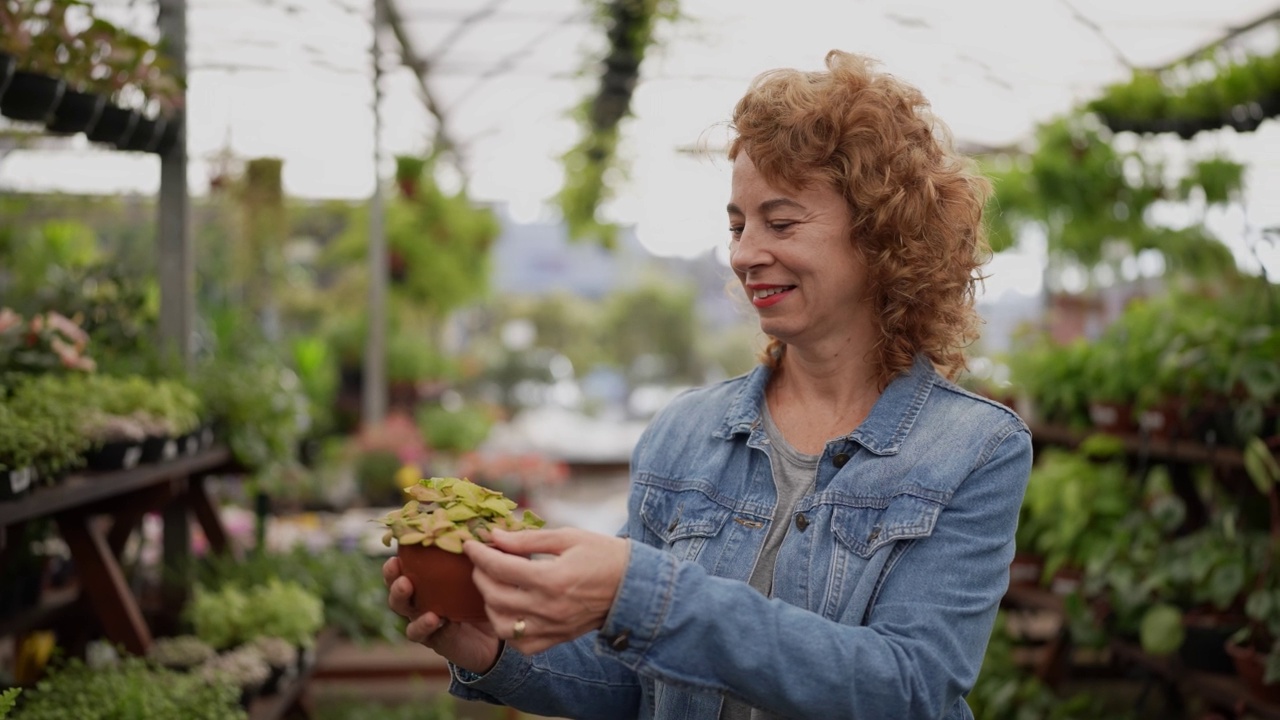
640, 484, 733, 543
831, 493, 943, 558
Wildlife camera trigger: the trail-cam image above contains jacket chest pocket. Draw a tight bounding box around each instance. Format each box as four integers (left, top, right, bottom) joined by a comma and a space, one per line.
830, 492, 944, 559
639, 484, 733, 562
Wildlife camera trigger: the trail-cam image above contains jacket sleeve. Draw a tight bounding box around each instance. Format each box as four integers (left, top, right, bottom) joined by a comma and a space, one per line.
448, 631, 642, 720
591, 423, 1032, 719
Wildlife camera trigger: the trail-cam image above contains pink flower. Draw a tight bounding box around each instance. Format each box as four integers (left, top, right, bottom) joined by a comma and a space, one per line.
0, 308, 22, 334
46, 311, 89, 346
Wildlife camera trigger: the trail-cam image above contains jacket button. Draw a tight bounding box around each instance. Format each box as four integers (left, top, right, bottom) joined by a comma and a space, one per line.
867, 526, 881, 542
606, 630, 630, 652
832, 453, 850, 468
794, 513, 809, 532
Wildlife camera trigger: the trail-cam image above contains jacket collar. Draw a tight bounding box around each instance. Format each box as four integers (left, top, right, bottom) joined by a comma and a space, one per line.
714, 354, 938, 456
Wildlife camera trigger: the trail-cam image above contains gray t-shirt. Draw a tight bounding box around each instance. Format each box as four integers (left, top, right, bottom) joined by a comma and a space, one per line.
720, 402, 819, 720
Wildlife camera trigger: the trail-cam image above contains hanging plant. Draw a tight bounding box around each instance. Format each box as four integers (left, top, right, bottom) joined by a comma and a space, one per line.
394, 155, 427, 200
558, 0, 679, 248
1089, 46, 1280, 139
986, 116, 1243, 282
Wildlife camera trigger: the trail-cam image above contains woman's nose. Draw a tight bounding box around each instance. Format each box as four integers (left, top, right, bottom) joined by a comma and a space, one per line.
729, 225, 770, 273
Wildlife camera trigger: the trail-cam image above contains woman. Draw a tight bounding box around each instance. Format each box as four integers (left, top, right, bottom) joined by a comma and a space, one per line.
384, 50, 1031, 720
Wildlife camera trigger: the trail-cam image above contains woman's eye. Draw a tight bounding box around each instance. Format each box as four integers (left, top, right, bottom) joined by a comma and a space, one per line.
728, 225, 744, 238
769, 222, 795, 232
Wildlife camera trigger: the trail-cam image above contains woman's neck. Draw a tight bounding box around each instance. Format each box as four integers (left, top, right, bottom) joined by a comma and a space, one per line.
765, 340, 882, 453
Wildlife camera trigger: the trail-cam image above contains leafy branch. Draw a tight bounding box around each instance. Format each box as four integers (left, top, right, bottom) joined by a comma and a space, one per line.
558, 0, 679, 248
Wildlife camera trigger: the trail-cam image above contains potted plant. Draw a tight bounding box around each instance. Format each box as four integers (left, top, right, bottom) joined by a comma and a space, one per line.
12, 655, 244, 720
197, 646, 271, 708
146, 634, 217, 672
378, 475, 544, 622
247, 636, 298, 695
239, 579, 325, 650
2, 374, 89, 485
1226, 436, 1280, 701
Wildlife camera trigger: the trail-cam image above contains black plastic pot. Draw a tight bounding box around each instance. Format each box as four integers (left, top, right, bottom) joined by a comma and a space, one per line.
1, 466, 35, 501
0, 53, 16, 101
178, 431, 201, 457
84, 440, 144, 472
0, 70, 64, 122
140, 435, 180, 464
86, 104, 137, 146
152, 115, 181, 155
1179, 616, 1245, 675
121, 115, 160, 152
47, 89, 106, 134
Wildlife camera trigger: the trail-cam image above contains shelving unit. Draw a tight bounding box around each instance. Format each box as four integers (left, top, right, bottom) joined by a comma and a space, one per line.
0, 447, 232, 655
0, 448, 334, 720
1012, 421, 1280, 718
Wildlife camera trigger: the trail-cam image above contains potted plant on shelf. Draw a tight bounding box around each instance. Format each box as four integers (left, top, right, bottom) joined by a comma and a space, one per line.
246, 636, 298, 695
1226, 436, 1280, 701
12, 655, 244, 720
146, 634, 217, 672
378, 474, 544, 622
239, 579, 326, 652
197, 646, 271, 709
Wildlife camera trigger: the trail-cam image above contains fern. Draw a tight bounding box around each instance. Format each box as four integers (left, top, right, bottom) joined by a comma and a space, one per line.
0, 687, 21, 719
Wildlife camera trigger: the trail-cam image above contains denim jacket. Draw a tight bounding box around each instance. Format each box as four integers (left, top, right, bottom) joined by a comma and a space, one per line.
452, 355, 1032, 719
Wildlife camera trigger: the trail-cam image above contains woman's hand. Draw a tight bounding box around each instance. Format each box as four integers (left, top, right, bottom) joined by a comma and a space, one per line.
464, 527, 630, 656
382, 556, 503, 674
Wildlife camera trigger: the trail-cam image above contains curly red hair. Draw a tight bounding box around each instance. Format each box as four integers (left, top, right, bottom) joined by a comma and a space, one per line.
729, 50, 991, 387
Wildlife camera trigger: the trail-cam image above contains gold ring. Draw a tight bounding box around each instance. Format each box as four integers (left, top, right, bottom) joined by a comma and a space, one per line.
512, 618, 527, 640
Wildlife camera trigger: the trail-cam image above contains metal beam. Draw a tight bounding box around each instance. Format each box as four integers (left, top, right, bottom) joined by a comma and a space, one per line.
377, 0, 461, 165
363, 0, 388, 426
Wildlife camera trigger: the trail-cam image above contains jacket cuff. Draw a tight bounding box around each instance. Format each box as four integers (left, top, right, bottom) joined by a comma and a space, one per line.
448, 644, 533, 701
594, 539, 677, 668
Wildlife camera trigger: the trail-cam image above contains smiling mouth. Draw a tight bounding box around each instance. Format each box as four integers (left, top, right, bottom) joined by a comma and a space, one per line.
752, 286, 795, 300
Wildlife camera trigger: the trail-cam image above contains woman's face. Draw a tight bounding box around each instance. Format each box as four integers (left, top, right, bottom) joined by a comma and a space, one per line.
727, 153, 871, 350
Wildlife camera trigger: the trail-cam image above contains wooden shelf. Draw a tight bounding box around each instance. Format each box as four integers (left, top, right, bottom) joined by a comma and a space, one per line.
1002, 584, 1280, 719
0, 585, 80, 638
1028, 423, 1247, 470
0, 446, 232, 529
0, 446, 237, 655
1002, 584, 1066, 614
1111, 640, 1280, 720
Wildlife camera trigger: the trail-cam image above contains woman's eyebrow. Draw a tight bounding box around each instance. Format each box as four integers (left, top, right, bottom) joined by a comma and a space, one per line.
726, 198, 807, 215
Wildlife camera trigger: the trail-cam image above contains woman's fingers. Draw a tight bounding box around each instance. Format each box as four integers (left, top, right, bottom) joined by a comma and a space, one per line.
405, 611, 448, 645
381, 556, 402, 588
463, 529, 630, 656
387, 575, 417, 618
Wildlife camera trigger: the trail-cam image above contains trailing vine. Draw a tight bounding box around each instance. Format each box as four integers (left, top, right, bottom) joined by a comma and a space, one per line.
558, 0, 678, 248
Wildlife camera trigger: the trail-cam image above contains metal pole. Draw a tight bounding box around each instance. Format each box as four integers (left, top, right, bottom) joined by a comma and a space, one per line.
157, 0, 192, 632
364, 2, 388, 425
157, 0, 193, 368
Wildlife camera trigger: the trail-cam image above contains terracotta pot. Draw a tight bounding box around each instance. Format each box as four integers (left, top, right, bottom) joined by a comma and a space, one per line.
1088, 401, 1135, 435
1137, 400, 1185, 441
396, 543, 488, 623
1049, 566, 1084, 596
1008, 552, 1044, 588
1224, 640, 1280, 704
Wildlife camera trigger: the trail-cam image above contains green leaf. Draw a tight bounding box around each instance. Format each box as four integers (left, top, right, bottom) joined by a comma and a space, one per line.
1139, 604, 1185, 656
1244, 436, 1280, 495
